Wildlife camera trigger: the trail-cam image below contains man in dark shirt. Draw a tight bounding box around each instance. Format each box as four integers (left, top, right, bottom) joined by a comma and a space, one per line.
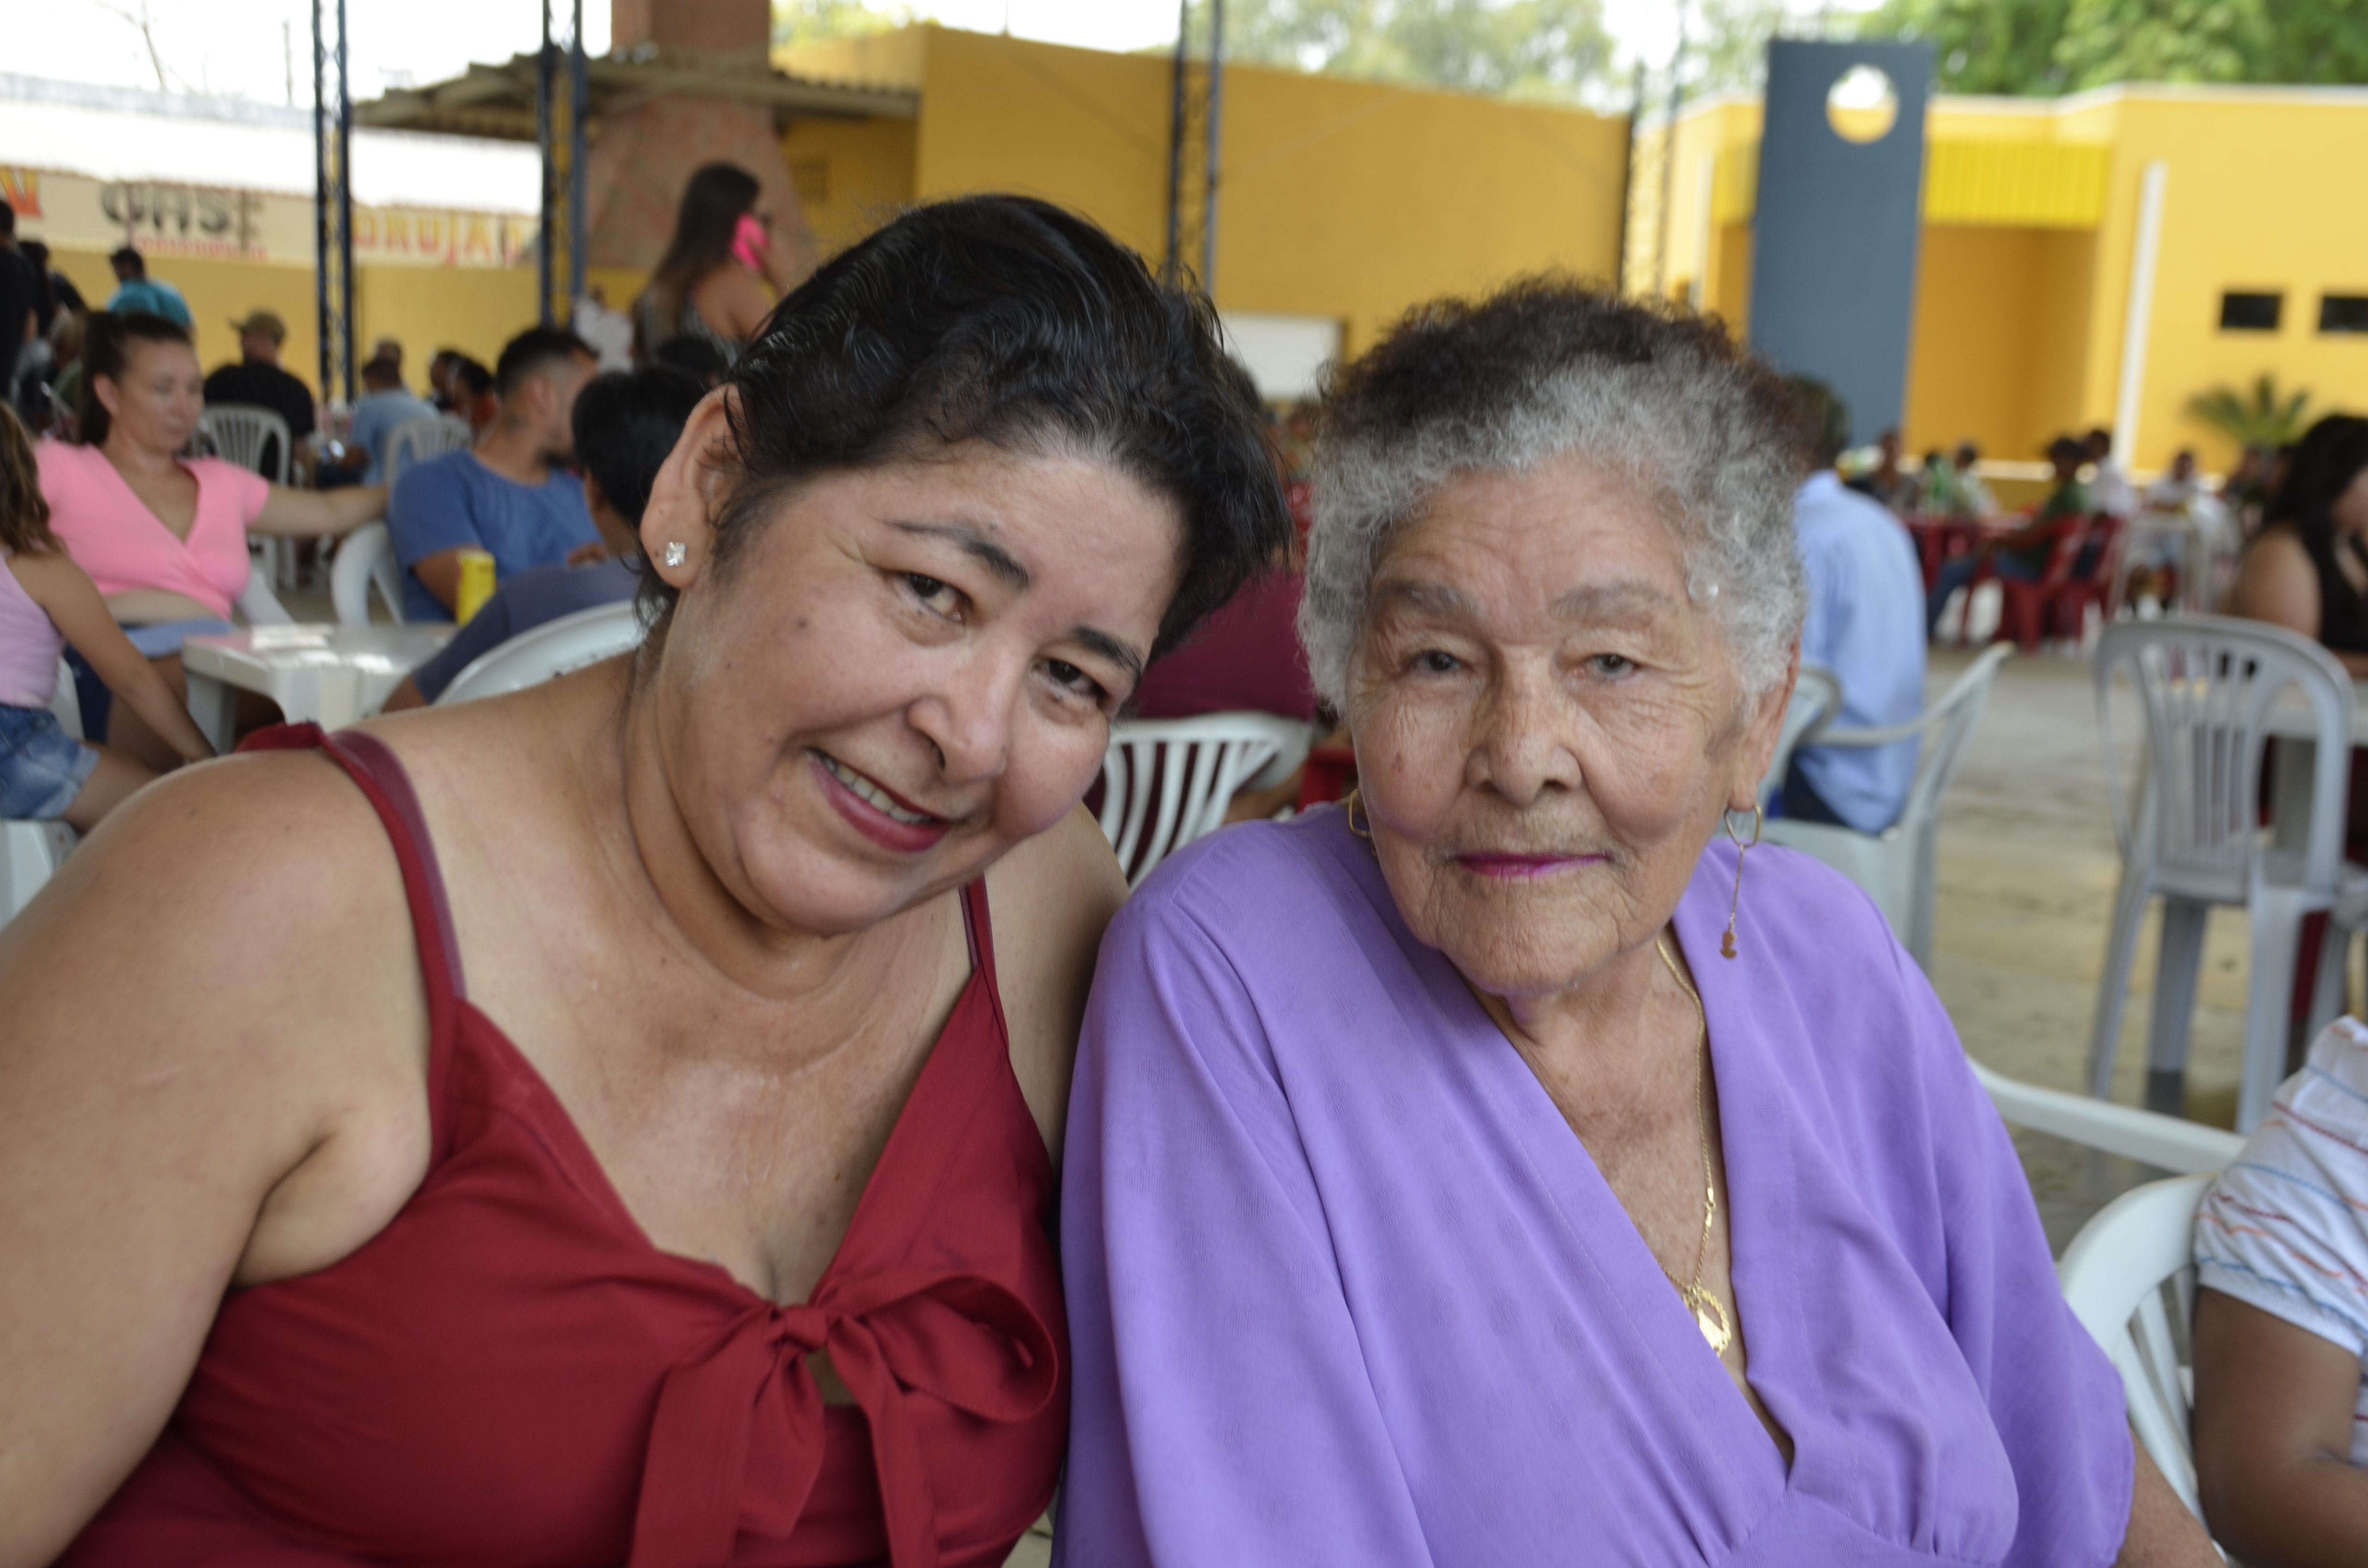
19, 242, 83, 329
203, 310, 317, 480
0, 201, 43, 409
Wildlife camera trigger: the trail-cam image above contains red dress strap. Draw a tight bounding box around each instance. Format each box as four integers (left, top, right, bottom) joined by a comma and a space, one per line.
238, 723, 467, 1103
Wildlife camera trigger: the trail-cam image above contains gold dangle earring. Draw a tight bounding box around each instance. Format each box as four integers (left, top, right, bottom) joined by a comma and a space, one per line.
1344, 786, 1372, 841
1720, 805, 1761, 959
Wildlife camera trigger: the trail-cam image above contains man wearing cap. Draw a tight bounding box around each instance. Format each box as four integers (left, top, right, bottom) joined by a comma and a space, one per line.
204, 309, 317, 481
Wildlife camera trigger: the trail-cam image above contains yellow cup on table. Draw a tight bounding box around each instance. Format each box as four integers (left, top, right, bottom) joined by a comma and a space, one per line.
454, 548, 496, 625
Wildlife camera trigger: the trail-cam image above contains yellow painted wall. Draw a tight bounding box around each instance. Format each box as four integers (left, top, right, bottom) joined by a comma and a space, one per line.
1709, 224, 1752, 335
893, 26, 1627, 357
780, 115, 919, 257
909, 30, 1172, 265
46, 243, 538, 400
2089, 96, 2368, 472
1900, 225, 2102, 464
354, 265, 540, 386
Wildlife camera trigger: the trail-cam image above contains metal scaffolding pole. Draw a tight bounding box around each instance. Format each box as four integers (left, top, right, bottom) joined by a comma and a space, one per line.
311, 0, 355, 404
1163, 0, 1223, 294
537, 0, 589, 326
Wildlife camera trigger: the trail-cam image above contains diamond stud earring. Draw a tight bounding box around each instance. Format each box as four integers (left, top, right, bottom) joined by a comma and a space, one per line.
663, 542, 687, 568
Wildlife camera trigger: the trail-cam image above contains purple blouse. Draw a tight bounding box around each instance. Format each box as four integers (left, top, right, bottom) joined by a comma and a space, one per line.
1056, 807, 2131, 1567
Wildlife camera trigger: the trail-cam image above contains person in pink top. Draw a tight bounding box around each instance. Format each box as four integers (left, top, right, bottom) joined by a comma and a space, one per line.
0, 405, 212, 828
38, 311, 384, 766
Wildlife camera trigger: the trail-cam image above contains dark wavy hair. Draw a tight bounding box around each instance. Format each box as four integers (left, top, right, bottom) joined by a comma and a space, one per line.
2269, 415, 2368, 553
0, 404, 60, 556
79, 310, 193, 448
572, 366, 706, 527
644, 193, 1287, 660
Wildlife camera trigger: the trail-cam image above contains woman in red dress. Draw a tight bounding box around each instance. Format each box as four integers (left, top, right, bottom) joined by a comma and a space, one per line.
0, 196, 1286, 1568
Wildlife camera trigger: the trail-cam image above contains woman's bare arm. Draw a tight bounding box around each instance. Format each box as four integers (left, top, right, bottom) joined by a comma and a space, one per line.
251, 481, 387, 538
2192, 1286, 2368, 1566
15, 552, 213, 763
2112, 1435, 2220, 1567
0, 757, 429, 1567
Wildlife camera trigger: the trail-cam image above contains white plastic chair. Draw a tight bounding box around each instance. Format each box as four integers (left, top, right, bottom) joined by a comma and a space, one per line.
1098, 712, 1315, 887
331, 522, 407, 627
383, 415, 472, 488
1973, 1058, 2244, 1175
1755, 665, 1841, 813
1762, 643, 2012, 970
2, 660, 85, 927
435, 601, 648, 705
200, 404, 296, 593
2056, 1173, 2220, 1532
2088, 617, 2365, 1132
333, 418, 470, 625
198, 404, 293, 485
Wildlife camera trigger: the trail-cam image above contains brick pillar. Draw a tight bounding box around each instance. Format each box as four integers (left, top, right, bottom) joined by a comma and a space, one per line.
585, 0, 815, 279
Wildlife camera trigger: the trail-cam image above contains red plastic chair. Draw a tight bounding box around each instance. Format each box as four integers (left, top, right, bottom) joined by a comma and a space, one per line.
2044, 513, 2129, 644
1982, 514, 2091, 653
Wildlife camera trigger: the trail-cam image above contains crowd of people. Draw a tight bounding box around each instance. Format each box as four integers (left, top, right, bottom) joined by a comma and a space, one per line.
0, 160, 2357, 1568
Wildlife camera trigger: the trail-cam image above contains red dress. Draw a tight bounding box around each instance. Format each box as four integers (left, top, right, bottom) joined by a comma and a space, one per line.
64, 727, 1068, 1568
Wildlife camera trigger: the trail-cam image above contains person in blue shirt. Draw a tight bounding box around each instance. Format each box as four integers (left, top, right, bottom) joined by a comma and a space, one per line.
103, 248, 191, 328
335, 356, 442, 485
1780, 378, 1927, 833
383, 364, 704, 709
385, 326, 599, 621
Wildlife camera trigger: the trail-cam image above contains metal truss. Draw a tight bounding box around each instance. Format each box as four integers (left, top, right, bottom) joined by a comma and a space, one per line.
537, 0, 589, 327
312, 0, 355, 403
1163, 0, 1224, 295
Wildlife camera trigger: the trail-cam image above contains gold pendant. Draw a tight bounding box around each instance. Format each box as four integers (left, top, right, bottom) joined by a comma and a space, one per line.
1682, 1286, 1734, 1354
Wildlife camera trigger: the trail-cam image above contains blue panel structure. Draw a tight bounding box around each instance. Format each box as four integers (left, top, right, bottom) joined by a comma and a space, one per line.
1748, 38, 1934, 444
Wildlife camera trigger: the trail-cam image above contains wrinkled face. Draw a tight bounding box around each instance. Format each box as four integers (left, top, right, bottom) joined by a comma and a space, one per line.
1347, 450, 1791, 1003
99, 339, 203, 454
641, 417, 1180, 936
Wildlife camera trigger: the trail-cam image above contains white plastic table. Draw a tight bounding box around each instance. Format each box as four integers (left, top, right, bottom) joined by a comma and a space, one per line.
182, 623, 453, 751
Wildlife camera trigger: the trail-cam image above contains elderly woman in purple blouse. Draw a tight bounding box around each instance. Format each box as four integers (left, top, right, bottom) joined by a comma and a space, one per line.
1054, 284, 2215, 1567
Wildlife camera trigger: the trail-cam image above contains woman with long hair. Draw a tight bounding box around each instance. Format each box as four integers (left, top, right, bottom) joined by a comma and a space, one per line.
37, 310, 384, 765
633, 162, 814, 368
2229, 414, 2368, 674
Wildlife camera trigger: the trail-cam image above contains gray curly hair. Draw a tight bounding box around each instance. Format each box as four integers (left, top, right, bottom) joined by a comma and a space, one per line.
1298, 279, 1811, 711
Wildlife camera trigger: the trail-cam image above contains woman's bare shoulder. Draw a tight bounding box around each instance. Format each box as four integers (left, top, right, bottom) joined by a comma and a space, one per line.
2230, 526, 2321, 634
8, 747, 417, 1001
985, 807, 1129, 1160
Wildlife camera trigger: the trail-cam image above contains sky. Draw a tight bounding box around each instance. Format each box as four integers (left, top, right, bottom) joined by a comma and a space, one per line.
23, 0, 1870, 108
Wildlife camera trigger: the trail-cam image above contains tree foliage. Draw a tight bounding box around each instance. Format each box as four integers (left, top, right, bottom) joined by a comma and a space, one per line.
1684, 0, 1795, 96
2186, 374, 2314, 450
1184, 0, 1617, 104
1862, 0, 2368, 95
773, 0, 914, 48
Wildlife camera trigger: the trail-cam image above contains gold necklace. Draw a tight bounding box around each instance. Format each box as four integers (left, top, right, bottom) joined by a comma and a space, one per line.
1653, 935, 1734, 1355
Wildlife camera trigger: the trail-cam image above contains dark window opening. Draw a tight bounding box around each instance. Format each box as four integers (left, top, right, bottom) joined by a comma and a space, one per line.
2220, 291, 2282, 331
2320, 295, 2368, 335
